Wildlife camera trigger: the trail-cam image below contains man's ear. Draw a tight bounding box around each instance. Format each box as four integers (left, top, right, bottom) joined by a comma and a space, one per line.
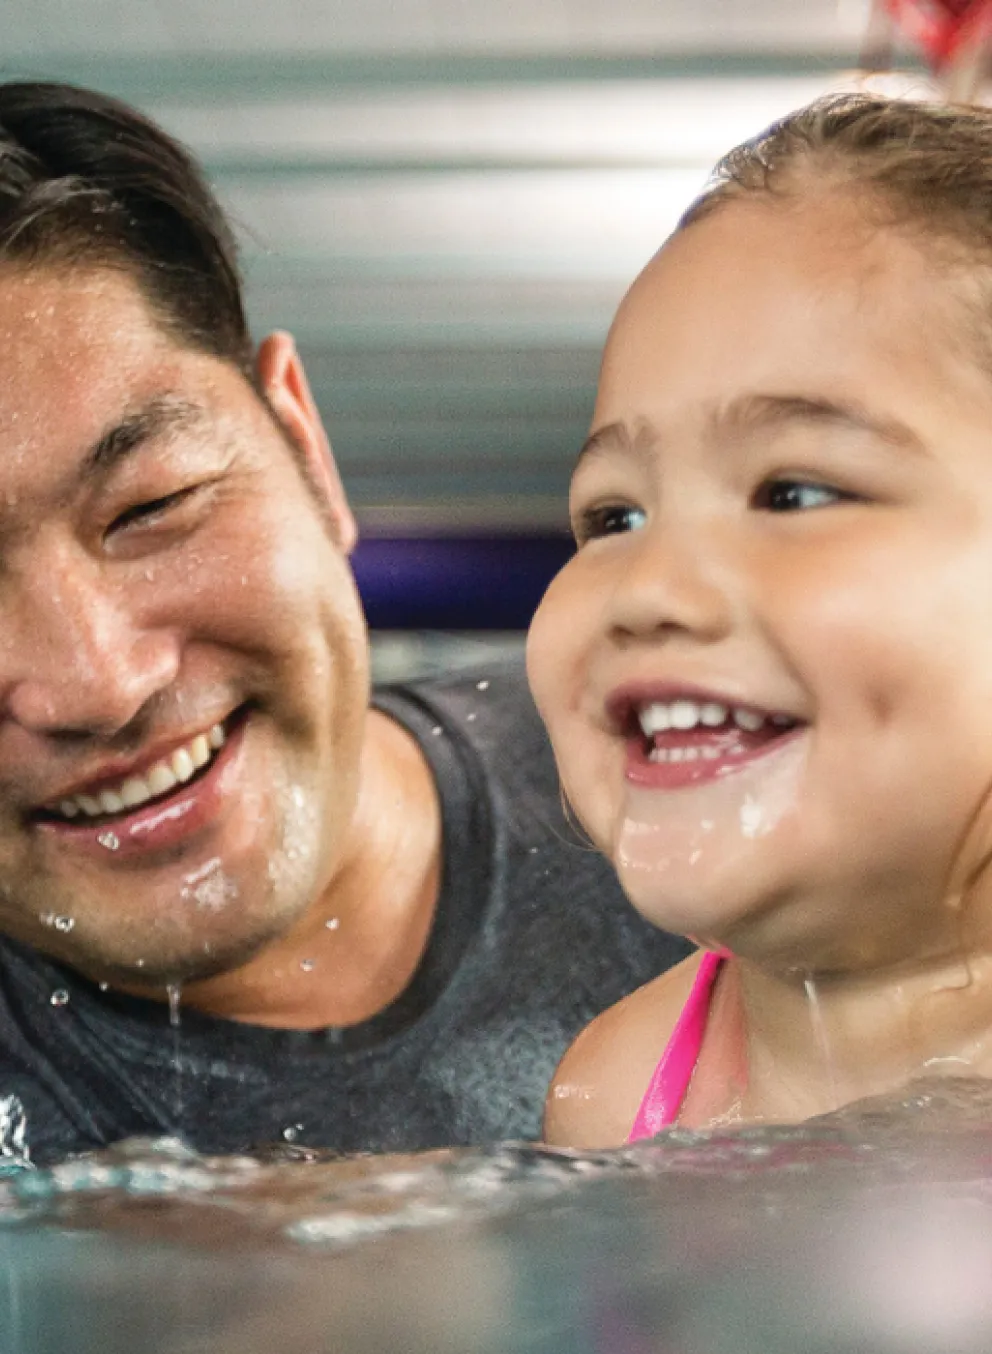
255, 331, 357, 554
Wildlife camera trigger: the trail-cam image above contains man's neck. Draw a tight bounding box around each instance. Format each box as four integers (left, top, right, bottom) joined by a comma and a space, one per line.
178, 709, 442, 1030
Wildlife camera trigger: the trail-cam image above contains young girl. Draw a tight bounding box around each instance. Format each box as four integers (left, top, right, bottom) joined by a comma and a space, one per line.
527, 93, 992, 1146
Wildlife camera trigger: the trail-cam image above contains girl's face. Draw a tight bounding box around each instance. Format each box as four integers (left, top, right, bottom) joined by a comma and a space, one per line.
528, 193, 992, 975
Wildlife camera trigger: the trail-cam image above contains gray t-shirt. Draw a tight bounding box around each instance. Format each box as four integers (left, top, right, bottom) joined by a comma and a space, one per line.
0, 661, 690, 1164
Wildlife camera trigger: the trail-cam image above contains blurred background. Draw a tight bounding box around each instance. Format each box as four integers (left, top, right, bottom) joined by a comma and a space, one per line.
0, 1, 927, 677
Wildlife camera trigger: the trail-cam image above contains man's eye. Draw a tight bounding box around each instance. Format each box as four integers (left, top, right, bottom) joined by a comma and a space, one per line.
110, 488, 194, 532
752, 479, 852, 513
574, 503, 647, 543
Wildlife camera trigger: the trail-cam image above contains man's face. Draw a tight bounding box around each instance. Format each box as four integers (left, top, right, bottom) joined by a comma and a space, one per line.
0, 264, 369, 986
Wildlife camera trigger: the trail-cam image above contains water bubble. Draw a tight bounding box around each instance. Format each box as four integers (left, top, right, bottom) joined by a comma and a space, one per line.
0, 1095, 31, 1172
325, 917, 340, 931
49, 989, 69, 1007
98, 982, 109, 992
97, 830, 120, 851
282, 1123, 303, 1142
476, 679, 490, 691
53, 915, 74, 933
300, 959, 315, 973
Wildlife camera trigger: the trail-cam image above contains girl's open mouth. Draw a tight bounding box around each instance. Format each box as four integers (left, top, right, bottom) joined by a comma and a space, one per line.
623, 696, 804, 790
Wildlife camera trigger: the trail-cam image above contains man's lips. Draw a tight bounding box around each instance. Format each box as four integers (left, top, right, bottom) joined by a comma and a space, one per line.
31, 706, 248, 824
32, 711, 250, 859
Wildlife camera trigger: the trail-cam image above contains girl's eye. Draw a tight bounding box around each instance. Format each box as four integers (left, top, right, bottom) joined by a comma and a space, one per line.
574, 502, 647, 544
752, 478, 853, 513
110, 488, 195, 533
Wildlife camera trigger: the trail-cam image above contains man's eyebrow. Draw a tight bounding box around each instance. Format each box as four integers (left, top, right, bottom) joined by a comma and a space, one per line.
712, 393, 925, 454
84, 395, 206, 477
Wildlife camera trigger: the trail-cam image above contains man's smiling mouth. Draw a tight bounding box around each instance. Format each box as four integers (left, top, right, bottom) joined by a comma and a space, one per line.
33, 710, 248, 827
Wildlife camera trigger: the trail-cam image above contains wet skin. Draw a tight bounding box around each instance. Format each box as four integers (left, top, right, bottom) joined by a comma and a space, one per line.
0, 265, 440, 1026
531, 191, 992, 1135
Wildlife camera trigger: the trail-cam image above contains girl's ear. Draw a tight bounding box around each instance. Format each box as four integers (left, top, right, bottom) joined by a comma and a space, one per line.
255, 331, 357, 554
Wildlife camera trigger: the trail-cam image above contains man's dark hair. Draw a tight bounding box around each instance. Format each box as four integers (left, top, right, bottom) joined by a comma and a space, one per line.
0, 80, 251, 372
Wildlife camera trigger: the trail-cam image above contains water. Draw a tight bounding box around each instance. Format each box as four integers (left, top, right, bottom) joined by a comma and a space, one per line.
166, 984, 182, 1122
5, 1080, 992, 1350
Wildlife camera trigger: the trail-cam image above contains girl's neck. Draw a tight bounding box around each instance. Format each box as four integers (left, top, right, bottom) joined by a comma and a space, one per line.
728, 946, 992, 1125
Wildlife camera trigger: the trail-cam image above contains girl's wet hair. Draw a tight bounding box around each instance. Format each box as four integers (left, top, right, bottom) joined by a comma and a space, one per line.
680, 92, 992, 267
0, 80, 251, 374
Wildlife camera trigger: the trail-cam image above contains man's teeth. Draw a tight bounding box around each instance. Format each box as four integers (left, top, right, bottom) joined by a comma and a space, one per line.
636, 699, 773, 738
57, 723, 226, 820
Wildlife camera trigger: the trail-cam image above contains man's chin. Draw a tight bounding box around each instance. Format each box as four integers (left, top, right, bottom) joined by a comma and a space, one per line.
71, 924, 286, 997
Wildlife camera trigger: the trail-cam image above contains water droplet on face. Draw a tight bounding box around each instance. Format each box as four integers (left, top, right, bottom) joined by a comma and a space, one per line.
282, 1123, 303, 1142
97, 830, 120, 851
476, 679, 490, 691
53, 915, 74, 933
49, 989, 69, 1007
300, 959, 315, 973
325, 917, 340, 931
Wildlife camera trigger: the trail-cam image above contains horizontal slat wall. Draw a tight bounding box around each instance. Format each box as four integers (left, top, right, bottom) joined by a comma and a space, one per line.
0, 0, 914, 528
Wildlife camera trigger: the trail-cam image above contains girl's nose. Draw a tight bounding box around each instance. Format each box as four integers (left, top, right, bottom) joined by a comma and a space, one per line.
604, 518, 736, 648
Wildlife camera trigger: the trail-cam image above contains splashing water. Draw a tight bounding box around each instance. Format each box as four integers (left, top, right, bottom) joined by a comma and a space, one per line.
7, 1085, 992, 1350
803, 972, 840, 1109
0, 1097, 31, 1175
166, 984, 183, 1124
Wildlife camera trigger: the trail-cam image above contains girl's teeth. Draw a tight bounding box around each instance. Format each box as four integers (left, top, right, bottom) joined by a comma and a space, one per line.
700, 702, 728, 726
57, 723, 228, 820
669, 699, 699, 730
648, 745, 723, 764
732, 708, 765, 732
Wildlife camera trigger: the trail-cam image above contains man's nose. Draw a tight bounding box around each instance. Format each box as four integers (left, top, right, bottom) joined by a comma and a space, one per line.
0, 561, 180, 737
604, 516, 736, 647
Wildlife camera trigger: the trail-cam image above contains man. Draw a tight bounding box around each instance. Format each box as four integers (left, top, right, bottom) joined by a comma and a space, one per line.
0, 81, 688, 1164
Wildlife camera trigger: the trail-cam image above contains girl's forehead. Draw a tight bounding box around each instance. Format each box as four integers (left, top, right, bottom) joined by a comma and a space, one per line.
599, 196, 990, 418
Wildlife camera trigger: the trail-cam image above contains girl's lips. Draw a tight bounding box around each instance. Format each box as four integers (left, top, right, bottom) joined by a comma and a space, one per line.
34, 712, 249, 860
625, 722, 805, 791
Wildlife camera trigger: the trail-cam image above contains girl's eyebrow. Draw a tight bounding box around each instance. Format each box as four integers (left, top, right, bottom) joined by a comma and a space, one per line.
712, 393, 926, 456
573, 421, 632, 473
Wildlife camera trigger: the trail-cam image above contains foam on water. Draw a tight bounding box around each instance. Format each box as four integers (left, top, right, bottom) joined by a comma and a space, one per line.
3, 1077, 992, 1250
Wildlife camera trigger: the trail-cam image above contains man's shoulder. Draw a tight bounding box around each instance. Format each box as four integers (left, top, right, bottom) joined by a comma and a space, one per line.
373, 654, 556, 792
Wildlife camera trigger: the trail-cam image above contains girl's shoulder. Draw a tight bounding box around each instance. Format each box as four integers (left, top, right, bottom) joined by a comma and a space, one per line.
543, 950, 707, 1149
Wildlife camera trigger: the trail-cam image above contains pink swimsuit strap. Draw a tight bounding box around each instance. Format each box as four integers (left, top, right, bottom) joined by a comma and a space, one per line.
627, 950, 726, 1143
